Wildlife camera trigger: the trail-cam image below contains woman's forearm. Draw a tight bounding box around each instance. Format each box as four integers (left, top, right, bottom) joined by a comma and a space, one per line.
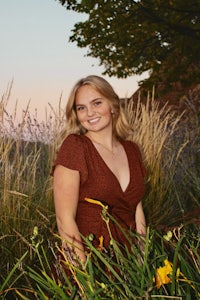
57, 218, 86, 262
135, 201, 146, 237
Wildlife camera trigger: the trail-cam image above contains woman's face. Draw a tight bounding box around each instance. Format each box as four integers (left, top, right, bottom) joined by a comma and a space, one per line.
75, 84, 113, 133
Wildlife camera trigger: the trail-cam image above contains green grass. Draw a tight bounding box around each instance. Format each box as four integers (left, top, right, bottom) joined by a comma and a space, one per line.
1, 223, 199, 299
0, 84, 199, 299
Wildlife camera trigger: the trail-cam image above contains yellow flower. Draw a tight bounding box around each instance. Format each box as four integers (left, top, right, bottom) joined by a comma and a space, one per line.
85, 197, 106, 208
154, 260, 200, 295
98, 235, 104, 251
163, 230, 173, 241
155, 259, 173, 289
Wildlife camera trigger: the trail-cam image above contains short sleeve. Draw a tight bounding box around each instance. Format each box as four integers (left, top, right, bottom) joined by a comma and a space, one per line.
51, 134, 88, 184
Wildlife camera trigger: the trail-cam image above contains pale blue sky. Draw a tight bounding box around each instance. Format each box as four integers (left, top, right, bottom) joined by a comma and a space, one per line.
0, 0, 147, 119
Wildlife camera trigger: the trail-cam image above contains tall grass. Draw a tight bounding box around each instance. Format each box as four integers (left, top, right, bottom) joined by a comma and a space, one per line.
124, 91, 183, 226
0, 83, 199, 299
0, 83, 64, 282
124, 87, 200, 227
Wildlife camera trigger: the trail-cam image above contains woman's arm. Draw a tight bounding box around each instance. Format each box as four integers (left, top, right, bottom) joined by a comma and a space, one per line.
135, 201, 146, 237
53, 164, 86, 262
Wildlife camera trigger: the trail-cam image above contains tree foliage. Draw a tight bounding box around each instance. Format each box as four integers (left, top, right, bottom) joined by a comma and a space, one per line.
58, 0, 200, 87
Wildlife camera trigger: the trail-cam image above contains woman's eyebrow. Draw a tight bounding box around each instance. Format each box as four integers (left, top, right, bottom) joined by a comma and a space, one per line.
75, 97, 103, 106
91, 97, 103, 102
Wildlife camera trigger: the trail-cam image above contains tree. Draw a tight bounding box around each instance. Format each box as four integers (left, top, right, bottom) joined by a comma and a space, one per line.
58, 0, 200, 88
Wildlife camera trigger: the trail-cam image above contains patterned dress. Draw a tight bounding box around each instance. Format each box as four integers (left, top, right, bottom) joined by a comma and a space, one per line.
52, 134, 146, 250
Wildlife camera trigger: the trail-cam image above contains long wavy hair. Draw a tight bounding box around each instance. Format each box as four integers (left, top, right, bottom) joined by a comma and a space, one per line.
60, 75, 132, 142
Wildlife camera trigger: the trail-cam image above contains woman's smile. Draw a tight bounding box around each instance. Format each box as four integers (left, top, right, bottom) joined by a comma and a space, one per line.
88, 117, 100, 124
75, 85, 113, 132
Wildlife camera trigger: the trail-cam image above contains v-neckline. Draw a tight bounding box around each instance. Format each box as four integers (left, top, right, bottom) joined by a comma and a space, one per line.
83, 135, 131, 193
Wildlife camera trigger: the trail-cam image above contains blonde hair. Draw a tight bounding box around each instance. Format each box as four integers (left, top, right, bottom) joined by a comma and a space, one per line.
60, 75, 132, 141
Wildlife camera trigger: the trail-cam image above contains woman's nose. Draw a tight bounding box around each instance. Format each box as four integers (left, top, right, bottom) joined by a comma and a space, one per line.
87, 106, 95, 116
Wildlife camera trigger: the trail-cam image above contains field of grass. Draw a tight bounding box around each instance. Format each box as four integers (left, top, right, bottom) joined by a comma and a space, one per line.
0, 84, 199, 299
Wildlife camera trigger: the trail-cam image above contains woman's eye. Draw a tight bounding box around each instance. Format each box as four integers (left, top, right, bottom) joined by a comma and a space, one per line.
94, 101, 102, 106
76, 106, 85, 111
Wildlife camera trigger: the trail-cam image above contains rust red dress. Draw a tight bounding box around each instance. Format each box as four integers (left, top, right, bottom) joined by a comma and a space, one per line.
52, 134, 146, 251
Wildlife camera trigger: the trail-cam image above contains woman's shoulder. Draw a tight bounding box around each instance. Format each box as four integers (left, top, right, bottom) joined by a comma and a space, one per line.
63, 133, 81, 141
122, 139, 145, 160
52, 134, 88, 177
62, 133, 84, 145
122, 139, 141, 152
57, 134, 84, 154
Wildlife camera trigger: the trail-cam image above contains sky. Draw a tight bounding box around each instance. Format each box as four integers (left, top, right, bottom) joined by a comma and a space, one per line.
0, 0, 148, 120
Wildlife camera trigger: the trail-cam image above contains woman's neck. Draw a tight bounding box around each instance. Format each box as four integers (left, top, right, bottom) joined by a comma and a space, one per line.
86, 131, 118, 153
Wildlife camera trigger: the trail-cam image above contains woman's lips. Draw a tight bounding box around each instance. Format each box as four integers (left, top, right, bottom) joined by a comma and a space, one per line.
88, 117, 100, 124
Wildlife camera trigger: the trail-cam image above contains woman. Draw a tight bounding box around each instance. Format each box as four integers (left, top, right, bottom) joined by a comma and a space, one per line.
52, 75, 146, 263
